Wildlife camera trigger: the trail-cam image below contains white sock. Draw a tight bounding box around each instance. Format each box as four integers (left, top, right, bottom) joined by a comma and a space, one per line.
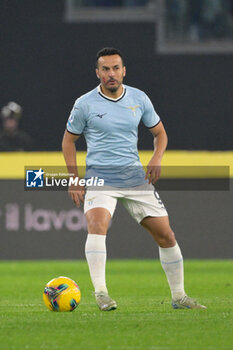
85, 234, 108, 294
159, 242, 185, 301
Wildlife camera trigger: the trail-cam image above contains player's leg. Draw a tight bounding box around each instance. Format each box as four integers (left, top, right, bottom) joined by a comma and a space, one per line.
85, 207, 111, 294
121, 187, 206, 309
141, 215, 206, 309
141, 215, 185, 300
140, 215, 175, 247
84, 192, 117, 311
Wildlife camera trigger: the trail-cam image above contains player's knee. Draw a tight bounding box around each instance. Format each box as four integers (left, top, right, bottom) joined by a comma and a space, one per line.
86, 217, 108, 235
155, 229, 176, 247
159, 229, 176, 246
85, 208, 111, 235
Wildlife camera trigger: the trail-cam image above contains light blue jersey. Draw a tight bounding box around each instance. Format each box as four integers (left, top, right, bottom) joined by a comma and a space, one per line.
67, 85, 160, 187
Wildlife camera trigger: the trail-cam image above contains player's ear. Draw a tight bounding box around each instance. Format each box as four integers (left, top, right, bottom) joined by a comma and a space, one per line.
123, 66, 126, 77
96, 69, 100, 79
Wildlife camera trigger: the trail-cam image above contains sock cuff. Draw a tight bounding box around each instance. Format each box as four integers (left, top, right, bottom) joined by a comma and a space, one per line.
85, 234, 106, 252
87, 233, 106, 242
159, 242, 183, 262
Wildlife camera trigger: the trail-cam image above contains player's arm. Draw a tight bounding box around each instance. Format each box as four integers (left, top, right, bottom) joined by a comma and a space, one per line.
62, 130, 85, 207
145, 121, 168, 184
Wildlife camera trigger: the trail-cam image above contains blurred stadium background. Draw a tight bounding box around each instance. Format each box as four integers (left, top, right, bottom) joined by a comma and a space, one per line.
0, 0, 232, 260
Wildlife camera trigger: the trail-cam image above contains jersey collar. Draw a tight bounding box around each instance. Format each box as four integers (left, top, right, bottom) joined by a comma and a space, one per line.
97, 84, 126, 102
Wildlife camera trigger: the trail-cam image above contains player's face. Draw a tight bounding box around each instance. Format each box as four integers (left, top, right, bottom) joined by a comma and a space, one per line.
96, 55, 126, 96
3, 118, 18, 133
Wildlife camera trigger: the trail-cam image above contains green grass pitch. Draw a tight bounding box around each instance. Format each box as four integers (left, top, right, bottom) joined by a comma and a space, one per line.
0, 260, 232, 350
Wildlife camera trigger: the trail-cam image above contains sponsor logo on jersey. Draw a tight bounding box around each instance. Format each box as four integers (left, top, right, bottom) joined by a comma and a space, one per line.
95, 113, 107, 119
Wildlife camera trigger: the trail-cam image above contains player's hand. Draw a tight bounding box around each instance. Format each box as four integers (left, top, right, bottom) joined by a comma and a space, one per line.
145, 157, 162, 184
68, 182, 85, 207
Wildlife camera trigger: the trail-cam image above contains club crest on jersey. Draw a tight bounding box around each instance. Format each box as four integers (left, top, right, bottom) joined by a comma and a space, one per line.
127, 105, 140, 117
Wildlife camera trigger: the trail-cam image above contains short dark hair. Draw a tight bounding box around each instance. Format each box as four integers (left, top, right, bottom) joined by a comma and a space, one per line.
96, 47, 124, 67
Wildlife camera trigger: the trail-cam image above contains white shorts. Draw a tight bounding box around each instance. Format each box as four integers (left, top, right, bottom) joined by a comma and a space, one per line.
84, 183, 168, 223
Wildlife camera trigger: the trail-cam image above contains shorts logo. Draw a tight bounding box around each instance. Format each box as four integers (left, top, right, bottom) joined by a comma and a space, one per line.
26, 168, 44, 187
86, 197, 96, 205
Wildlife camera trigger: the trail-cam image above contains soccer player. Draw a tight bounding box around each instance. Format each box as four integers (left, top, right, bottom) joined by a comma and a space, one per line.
62, 47, 206, 311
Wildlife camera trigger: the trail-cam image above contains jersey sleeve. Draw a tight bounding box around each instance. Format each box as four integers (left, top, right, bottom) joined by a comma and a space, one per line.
141, 93, 160, 128
66, 99, 86, 135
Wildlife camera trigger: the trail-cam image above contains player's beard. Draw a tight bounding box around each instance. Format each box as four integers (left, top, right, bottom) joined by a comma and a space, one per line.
107, 86, 118, 93
105, 79, 122, 93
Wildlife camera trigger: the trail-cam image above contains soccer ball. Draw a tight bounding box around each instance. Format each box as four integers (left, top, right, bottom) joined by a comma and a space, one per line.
43, 276, 81, 312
